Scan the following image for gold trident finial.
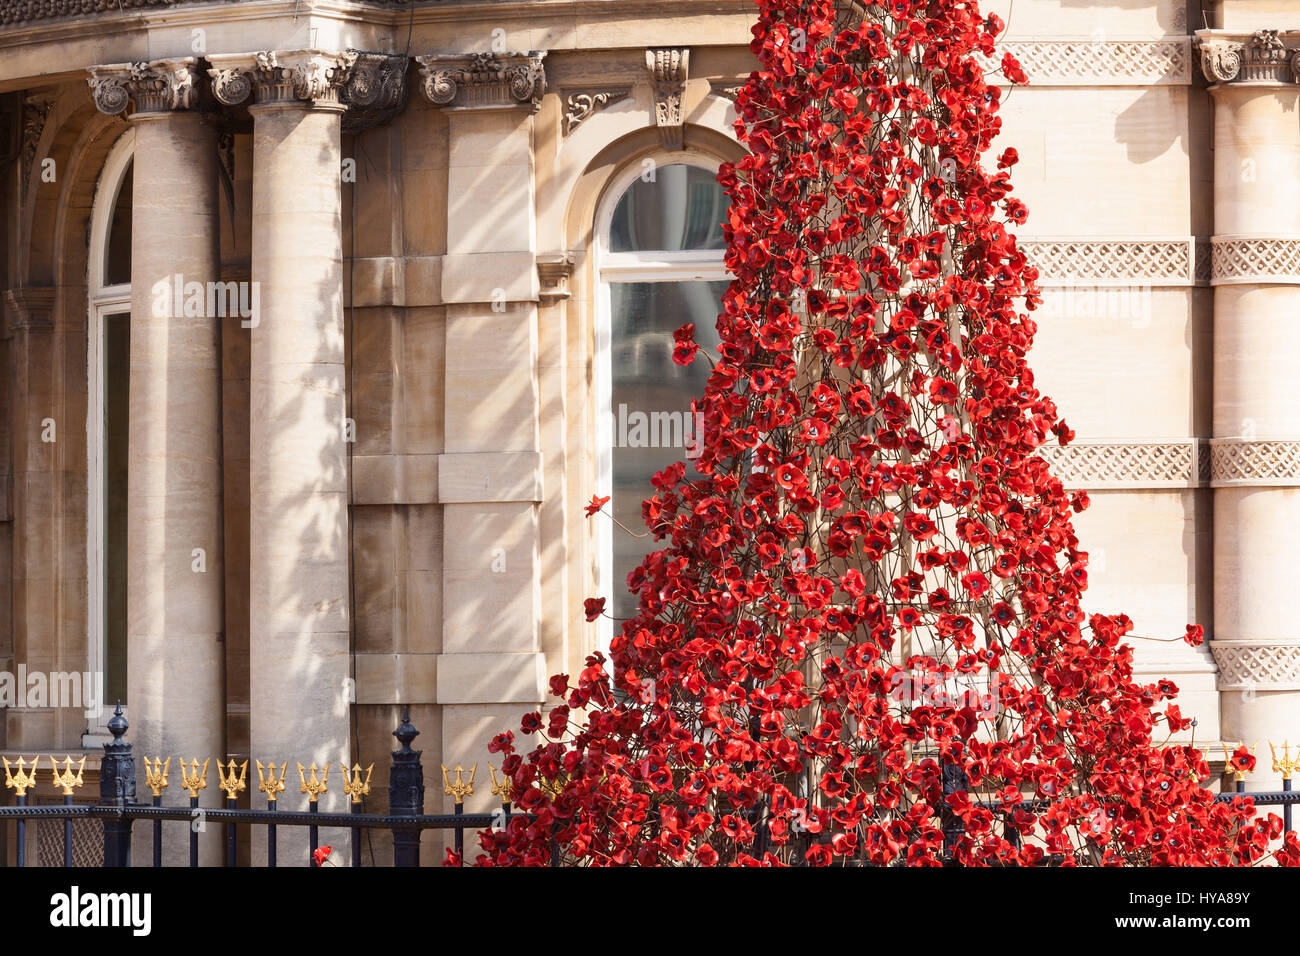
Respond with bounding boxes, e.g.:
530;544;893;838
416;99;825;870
2;756;39;797
489;765;514;804
441;763;476;802
297;762;330;802
256;760;287;801
143;757;170;797
49;756;86;797
342;762;374;805
538;771;569;800
1222;741;1257;783
179;758;210;798
1269;740;1298;781
217;758;248;801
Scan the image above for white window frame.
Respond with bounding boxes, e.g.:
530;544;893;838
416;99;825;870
593;152;730;656
85;129;134;740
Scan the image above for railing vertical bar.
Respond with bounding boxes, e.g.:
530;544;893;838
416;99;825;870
15;795;25;868
267;797;277;868
309;801;319;866
352;800;362;869
226;795;237;867
189;795;199;867
153;793;163;867
63;794;73;868
454;798;464;863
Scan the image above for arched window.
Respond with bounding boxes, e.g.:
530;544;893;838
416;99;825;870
595;157;729;653
87;130;134;716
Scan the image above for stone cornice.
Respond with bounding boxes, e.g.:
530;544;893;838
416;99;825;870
206;50;357;108
87;57;200;115
415;51;546;112
1196;29;1300;86
0;0;749;30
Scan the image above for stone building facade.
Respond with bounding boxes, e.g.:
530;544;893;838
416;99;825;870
0;0;1297;863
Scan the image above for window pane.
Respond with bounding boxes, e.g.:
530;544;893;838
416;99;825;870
104;162;132;287
610;280;725;621
103;311;130;704
609;164;726;253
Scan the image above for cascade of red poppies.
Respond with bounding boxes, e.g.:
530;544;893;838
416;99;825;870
477;0;1299;866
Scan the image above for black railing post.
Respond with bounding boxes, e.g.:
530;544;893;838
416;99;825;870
388;707;424;867
99;703;135;868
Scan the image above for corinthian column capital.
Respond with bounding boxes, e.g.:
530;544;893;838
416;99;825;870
87;58;200;116
415;51;547;112
1196;29;1300;86
206;50;358;109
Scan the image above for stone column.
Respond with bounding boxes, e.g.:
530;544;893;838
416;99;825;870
89;60;226;861
415;52;550;821
1198;29;1300;788
208;50;357;859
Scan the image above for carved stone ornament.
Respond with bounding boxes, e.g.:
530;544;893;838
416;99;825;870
1211;641;1300;691
562;89;629;135
415;51;547;111
646;47;689;149
708;80;745;103
1196;30;1300;85
3;287;57;336
20;96;53;191
537;253;575;299
87;58;198;115
341;53;410;134
206;50;358;108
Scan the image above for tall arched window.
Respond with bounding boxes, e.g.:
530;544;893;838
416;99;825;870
87;129;134;717
595;157;729;653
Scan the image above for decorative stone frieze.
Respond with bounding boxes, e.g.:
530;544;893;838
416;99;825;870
1020;238;1195;286
1211;641;1300;690
1196;29;1300;85
646;47;689;149
415;52;547;111
206;50;358;108
87;58;199;115
562;90;630;135
981;39;1192;86
1209;237;1300;285
1036;439;1208;489
1209;439;1300;488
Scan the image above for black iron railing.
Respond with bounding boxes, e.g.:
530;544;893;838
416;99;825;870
0;704;524;867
